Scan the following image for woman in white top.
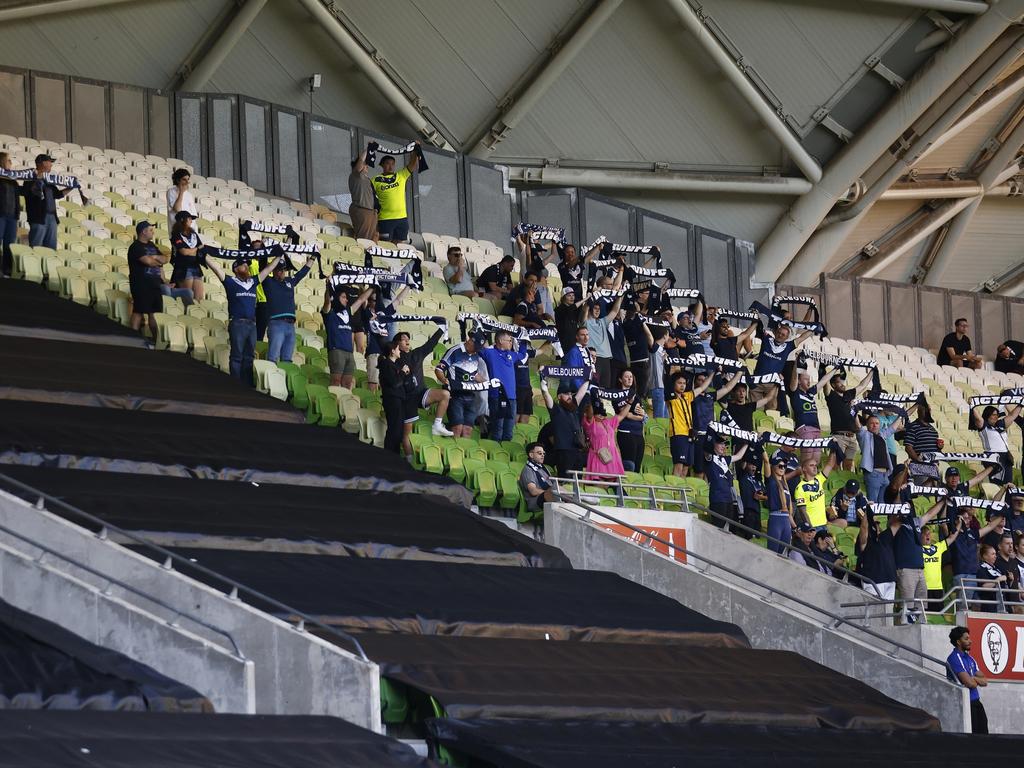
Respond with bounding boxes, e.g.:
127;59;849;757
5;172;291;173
972;404;1021;484
166;168;198;234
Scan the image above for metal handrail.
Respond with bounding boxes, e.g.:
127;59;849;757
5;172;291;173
553;474;882;594
0;519;243;658
552;492;951;673
843;578;1021;618
0;472;369;662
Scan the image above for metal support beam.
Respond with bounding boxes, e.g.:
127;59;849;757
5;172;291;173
755;0;1024;284
861;0;989;13
662;0;822;184
179;0;267;92
470;0;623;156
507;165;812;195
0;0;138;21
294;0;449;148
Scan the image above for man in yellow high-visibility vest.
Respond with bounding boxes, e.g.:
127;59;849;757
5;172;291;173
371;144;420;244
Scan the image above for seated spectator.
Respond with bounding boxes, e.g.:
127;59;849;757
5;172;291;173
476;255;515;301
811;530;848;577
23;153;68;250
936;318;983;370
830;479;870;525
788;522;817;568
856;504;896;603
126;220;169;338
823;368;874;471
737;458;766;540
507;273;546;328
321;280;374;389
975;543;1007;613
169;211;205;301
766;456;797;555
539;375;590;477
971;404;1021;485
263;254;315;363
442;245;476;298
436;334;487;438
0;152;19;277
582;397;630;481
166;167;197;235
856;412;894;503
520;442;556;515
995;340;1024;375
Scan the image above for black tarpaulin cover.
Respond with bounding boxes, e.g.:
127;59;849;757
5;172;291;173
0;400;473;506
0;336;303;423
0;597;211;713
143;547;747;646
0;710;434;768
352;634;939;731
427;718;1023;768
0;280;146;347
0;465;567;568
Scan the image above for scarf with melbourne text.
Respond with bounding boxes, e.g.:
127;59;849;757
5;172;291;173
716;308;762;324
512;222;566;246
365;245;423;288
772;294;820;322
801;349;875;370
540;365;587;380
750;301;827;337
366;140;428;171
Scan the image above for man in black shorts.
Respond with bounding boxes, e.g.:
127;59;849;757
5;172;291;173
395;329;453;437
126;220;168;338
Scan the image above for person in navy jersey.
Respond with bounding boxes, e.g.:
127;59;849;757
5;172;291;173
540;374;591;478
737;458;767;539
321;280;374;389
947;626;988;733
704;434;748;530
786;364;831;461
203;253;278;385
169;210;205;301
436;335;488;438
612;369;645;472
479;330;526;442
262;254;315;363
621;302;651;398
563;326;590;393
514;338;539;425
379;325;452;455
752;322;812;410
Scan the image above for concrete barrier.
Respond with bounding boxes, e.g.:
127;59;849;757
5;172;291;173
0;540;254;713
0;490;381;731
546;503;970;732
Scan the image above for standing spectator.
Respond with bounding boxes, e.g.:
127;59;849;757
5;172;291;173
609;309;629;386
856;505;897;603
877;403;913;482
713;317;757;361
202;255;277;386
705;434;748;530
442;245;477;298
971;404;1021;484
169;211;205;301
612;370;645;472
23;154;66;249
581;286;625;388
995;340;1024;375
513;338;538;425
0;152;20;276
554;288;582;353
737;458;767;539
823;369;874;471
793;451;842;531
126;221;168;338
948;502;1003;608
890;502;944;623
348;146;377;241
857;413;894;503
647;326;672;419
436;335;486;438
508;273;546;328
667;372;705;478
947;626;988;734
975;543;1006;613
766;457;797;555
622;303;651;398
263;254;314;363
539;375;590;477
371;147;419;243
166;168;197;235
476;255;515;302
479;330;523;442
751;323;813;410
378;340;410;455
555;242;597;299
520;442;556;517
994;531;1022;612
321;280;374;389
786;365;831;460
363;282;407;393
922;524;957;612
718;376;778;470
937;318;984;369
903;403;943;483
581;398;629;481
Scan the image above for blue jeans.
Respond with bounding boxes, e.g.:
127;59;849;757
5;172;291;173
767;513;791;555
488;396;516;442
651;387;667;419
267;319;296;362
159;283;194;306
863;469;888;503
0;216;16;275
229;319;257;386
28;214;58;250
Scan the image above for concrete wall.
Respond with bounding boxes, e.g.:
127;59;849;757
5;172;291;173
0;540;254;713
546;504;970;733
0;490;381;732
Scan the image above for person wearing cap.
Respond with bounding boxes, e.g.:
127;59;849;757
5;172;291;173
0;152;21;277
126;220;169;338
23;153;67;250
995;340;1024;375
971;404;1021;485
262;252;315;363
704;432;748;531
888;499;944;624
203;253;278;385
823;368;875;472
788;522;818;567
947;626;988;733
348;145;377;241
436;334;488;438
921;523;958;612
371;145;420;243
321;279;375;390
540;374;590;478
856;504;897;603
169;210;205;301
830;479;870;525
166;168;198;236
443;244;477;298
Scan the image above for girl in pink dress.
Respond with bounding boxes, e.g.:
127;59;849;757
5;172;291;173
582;398;629;481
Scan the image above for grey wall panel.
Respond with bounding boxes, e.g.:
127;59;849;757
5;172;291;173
418;149;460;238
243;102;269;192
640;214;692;287
947;292;976;337
468;162;511;251
978;297;1006;362
698;231;732;308
274;110;302;201
149;94;171;160
917;287;948;352
178;96;204;173
0;71;27;138
71;81;106;148
824;277;854;341
887;284;918;348
582;196;631;250
32;75;67;143
521;191;576;244
210;97;237;180
309;120;351;213
111;87;145;154
857;280;886;344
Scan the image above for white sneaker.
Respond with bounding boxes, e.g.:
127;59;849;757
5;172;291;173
432;422;454;437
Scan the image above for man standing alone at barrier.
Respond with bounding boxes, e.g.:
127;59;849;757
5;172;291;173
372;144;419;243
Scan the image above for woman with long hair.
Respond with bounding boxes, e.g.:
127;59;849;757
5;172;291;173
169;210;205;301
378;339;409;456
766;456;796;555
613;369;646;472
971;404;1021;485
581;397;631;481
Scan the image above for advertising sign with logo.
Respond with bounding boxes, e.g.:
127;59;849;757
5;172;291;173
966;615;1024;681
601;525;686;563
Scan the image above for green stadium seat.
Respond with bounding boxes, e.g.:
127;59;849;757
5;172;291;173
444;446;466;483
475;468;498;507
497;471;521;511
421;444;444;475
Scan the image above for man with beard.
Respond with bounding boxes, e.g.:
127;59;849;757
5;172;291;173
540;373;590;478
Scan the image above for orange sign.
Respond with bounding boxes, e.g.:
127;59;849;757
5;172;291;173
602;525;687;563
966;615;1024;681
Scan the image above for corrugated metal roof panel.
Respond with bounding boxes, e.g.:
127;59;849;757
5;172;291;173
940;198;1024;289
915;99;1019;175
825;199;921;272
